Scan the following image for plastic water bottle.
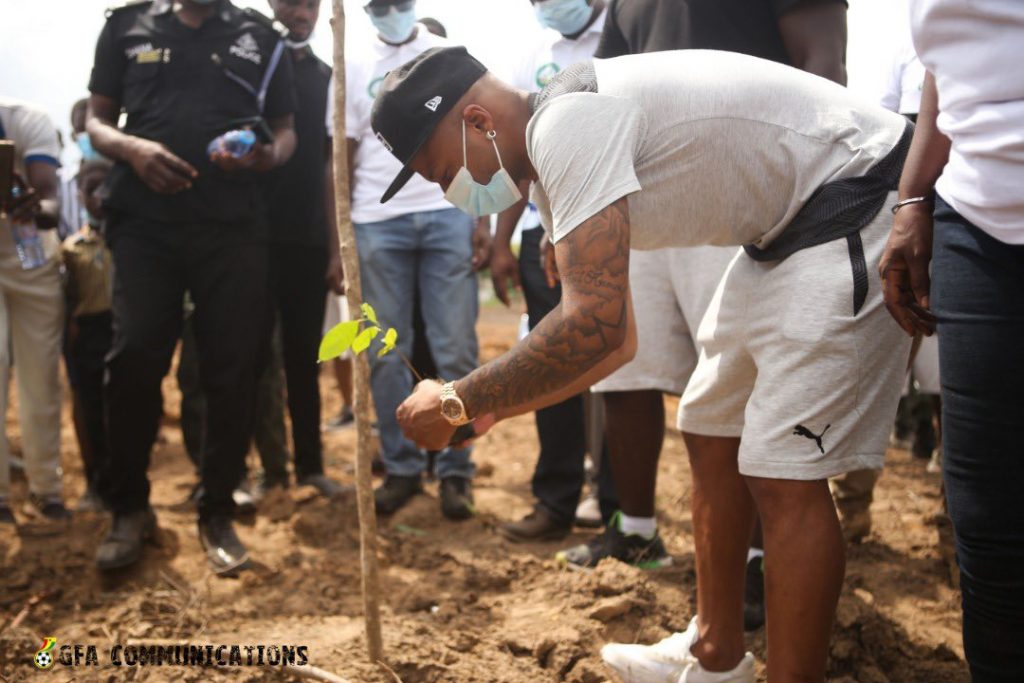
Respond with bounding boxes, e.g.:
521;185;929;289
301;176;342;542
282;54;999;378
10;221;47;270
206;129;257;159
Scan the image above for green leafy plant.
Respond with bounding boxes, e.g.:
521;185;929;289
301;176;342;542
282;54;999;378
319;302;420;380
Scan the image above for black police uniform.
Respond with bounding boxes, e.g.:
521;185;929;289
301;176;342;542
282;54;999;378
88;0;295;520
264;47;331;482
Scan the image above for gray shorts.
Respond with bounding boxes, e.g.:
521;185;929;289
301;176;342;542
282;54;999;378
677;194;911;480
593;246;737;394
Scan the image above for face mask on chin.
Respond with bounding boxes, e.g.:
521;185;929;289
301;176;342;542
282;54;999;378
371;7;418;43
444;121;523;217
534;0;592;35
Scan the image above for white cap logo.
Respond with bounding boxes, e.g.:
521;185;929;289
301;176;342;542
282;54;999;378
424;96;442;112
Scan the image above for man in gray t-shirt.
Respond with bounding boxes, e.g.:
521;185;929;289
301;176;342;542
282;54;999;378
373;47;911;681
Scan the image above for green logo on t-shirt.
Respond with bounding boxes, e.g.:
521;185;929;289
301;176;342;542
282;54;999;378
368;77;385;99
535;62;561;88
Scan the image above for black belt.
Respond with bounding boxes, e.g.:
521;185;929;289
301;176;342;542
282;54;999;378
744;121;914;316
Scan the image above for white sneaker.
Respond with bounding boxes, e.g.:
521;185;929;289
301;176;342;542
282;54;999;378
601;617;755;683
575;493;602;528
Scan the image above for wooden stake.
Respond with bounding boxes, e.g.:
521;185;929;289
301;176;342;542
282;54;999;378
330;0;384;663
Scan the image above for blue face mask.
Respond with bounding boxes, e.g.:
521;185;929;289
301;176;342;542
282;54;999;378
76;133;102;163
444;122;522;218
370;6;418;43
534;0;592;35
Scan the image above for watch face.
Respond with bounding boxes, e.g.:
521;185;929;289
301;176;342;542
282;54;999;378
441;397;463;420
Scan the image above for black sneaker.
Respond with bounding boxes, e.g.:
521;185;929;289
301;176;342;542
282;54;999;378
374;475;422;515
439;477;475;520
23;493;71;521
556;512;672;569
198;515;251;575
744;554;766;631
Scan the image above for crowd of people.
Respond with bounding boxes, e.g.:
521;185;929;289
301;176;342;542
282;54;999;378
0;0;1020;681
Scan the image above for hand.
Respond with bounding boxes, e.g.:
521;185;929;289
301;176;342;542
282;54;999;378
396;379;455;450
489;245;520;307
325;254;345;295
128;138;197;194
540;233;559;288
880;202;937;336
472;218;492;271
210;142;276;173
7;175;41;223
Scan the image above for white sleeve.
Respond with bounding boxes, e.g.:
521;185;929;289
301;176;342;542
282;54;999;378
14;105;60;166
878;56;903;113
344;61;370;141
527;93;644;243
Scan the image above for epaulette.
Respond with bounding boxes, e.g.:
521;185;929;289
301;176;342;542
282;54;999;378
243;7;290;39
104;0;151;19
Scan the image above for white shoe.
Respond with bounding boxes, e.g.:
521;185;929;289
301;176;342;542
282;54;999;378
601;617;755;683
575;494;602;528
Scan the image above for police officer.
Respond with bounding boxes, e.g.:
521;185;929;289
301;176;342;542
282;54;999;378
86;0;297;574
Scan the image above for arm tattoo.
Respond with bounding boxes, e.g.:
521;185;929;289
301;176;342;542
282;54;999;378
456;198;630;417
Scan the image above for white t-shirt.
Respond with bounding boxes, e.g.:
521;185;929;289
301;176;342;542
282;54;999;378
527;51;907;250
0;98;62;261
878;38;925;116
911;0;1024;244
507;10;606;230
329;28;452;224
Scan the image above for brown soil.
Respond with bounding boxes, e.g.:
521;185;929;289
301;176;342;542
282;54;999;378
0;304;968;682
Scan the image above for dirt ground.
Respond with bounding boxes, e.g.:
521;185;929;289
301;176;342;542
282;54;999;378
1;303;968;682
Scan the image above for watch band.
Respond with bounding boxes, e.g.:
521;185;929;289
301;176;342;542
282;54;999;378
440;381;470;426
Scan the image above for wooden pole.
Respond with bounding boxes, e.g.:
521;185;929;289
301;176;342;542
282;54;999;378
330;0;384;663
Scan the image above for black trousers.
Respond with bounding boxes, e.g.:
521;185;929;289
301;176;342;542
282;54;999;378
266;242;328;479
932;197;1024;682
66;311;113;487
519;227;618;524
101;218;268;520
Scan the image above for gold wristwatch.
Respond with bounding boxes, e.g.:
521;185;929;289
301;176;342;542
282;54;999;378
439;382;470;426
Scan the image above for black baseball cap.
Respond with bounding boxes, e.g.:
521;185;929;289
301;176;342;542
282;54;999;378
371;46;487;203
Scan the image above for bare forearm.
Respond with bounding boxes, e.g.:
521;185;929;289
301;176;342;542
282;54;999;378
86;115;141;165
898;72;950;198
454;198;631;418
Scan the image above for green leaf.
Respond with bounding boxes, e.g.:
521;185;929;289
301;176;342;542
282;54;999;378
318;320;361;362
393;523;427;537
351;325;380;354
377;327;398;357
361;302;378;325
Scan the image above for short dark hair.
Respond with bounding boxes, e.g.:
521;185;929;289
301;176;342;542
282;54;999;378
419;16;446;37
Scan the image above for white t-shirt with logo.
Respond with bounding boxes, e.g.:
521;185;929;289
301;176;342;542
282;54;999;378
911;0;1024;244
507;9;606;229
330;28;452;224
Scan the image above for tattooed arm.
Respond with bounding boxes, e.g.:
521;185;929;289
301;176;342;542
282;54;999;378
458;197;636;419
395;198;636;449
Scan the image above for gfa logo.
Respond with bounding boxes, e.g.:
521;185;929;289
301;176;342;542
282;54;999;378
34;637;57;670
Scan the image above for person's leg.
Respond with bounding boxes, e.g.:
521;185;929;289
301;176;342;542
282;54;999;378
605;390;664;517
73;312;114;491
276;244;328;480
931;198;1024;682
748;476;845;681
354;215;421;477
516;226;586;524
685;432;756;672
253;316;289;482
417;208;478;481
188;234;268;523
5;258;65;499
332;358;353;407
829;467;880;541
103;227;185;514
0;295;11;501
177;306;205;470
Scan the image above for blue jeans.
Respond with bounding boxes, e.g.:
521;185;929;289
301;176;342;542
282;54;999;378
355;208;478;480
932;196;1024;682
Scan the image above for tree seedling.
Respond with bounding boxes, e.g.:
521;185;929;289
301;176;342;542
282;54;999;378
319;302;422;381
